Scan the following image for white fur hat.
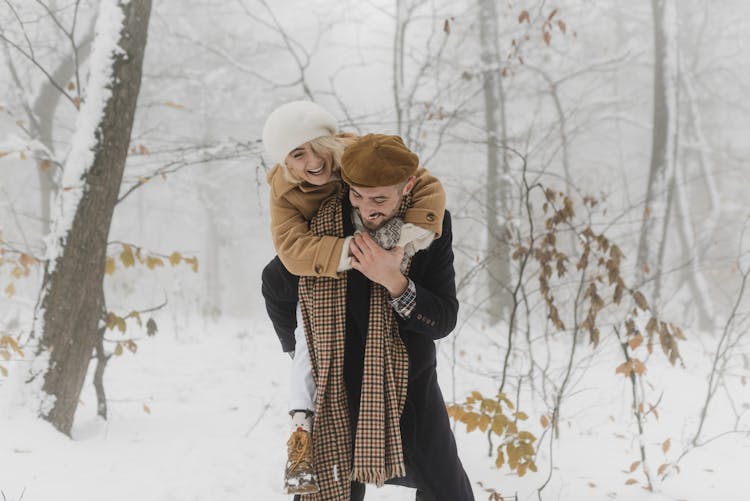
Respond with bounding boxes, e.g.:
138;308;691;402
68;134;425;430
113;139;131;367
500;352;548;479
262;101;338;166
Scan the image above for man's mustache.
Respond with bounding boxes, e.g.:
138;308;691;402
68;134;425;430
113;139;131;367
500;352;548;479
357;209;385;221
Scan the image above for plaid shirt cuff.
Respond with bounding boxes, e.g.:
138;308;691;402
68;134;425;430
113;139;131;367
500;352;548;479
389;278;416;319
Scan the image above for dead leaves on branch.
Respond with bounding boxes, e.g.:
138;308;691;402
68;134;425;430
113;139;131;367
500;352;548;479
107;243;198;276
516;8;572;49
106;310;159;358
519;189;685;369
447;391;537;477
0;243;40;298
0;334;24;377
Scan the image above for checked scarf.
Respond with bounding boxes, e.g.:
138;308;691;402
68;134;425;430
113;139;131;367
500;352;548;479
298;189;412;500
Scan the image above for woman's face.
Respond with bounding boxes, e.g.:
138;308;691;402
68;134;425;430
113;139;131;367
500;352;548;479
284;142;333;186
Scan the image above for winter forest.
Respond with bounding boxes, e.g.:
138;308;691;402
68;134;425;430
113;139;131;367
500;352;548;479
1;0;749;500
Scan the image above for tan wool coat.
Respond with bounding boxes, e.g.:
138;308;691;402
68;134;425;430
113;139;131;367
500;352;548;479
268;162;445;278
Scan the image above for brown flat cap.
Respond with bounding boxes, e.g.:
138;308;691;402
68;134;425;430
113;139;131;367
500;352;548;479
341;134;419;187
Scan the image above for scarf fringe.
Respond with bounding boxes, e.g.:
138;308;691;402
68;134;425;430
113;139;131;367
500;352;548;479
350;464;408;487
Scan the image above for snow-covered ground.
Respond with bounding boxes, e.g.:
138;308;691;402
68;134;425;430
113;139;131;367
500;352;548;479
2;312;748;501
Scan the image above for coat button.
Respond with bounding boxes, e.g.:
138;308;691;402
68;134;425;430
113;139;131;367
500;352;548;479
314;265;323;274
417;314;422;320
426;213;436;222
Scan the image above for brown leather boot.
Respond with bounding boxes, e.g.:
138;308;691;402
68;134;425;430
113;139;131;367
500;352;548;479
283;411;320;495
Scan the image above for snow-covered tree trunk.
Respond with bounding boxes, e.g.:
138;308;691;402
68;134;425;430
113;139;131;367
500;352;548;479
636;0;678;299
32;0;152;436
478;0;512;323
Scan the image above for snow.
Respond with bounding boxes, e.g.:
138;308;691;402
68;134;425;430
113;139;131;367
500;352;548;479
2;312;749;501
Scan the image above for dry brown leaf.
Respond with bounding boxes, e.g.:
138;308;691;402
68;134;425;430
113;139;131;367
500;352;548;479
165;101;185;109
540;415;550;428
628;334;643;350
105;257;116;276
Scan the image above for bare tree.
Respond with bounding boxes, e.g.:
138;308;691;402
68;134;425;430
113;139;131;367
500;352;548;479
1;3;95;237
478;0;512;323
636;0;678;306
31;0;153;436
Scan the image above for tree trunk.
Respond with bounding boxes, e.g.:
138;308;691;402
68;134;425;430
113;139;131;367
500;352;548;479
34;0;152;436
636;0;677;294
478;0;512;323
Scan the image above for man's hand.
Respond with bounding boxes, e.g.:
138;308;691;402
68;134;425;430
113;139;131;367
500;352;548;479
350;232;408;297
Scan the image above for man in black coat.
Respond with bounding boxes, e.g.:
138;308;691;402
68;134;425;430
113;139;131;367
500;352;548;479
262;135;473;501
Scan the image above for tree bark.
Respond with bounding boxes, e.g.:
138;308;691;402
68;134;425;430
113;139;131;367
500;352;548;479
36;0;152;436
478;0;512;323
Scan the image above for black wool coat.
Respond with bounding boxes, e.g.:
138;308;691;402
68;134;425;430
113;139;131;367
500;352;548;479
261;202;474;501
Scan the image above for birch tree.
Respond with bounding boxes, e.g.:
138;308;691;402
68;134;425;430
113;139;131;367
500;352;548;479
31;0;152;436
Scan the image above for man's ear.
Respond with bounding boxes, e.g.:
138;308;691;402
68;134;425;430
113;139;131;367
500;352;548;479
402;176;417;195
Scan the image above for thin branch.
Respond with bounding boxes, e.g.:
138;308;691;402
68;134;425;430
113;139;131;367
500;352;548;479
692;265;750;445
168;31;299;88
3;0;35;56
117;141;259;204
244;401;271;437
33;0;86;95
0;32;77;106
255;0;314;98
614;326;654;490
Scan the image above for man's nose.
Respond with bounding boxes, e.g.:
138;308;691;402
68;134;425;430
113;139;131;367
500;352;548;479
362;204;378;215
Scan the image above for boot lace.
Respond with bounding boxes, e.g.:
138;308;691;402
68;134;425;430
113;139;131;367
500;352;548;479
286;429;312;475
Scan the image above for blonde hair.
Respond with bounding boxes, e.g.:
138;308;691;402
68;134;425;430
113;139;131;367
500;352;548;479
282;133;357;184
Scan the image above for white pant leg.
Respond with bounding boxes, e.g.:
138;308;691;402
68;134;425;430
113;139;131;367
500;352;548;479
288;304;317;412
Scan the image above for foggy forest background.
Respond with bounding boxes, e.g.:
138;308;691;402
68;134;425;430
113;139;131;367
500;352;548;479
1;0;749;499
